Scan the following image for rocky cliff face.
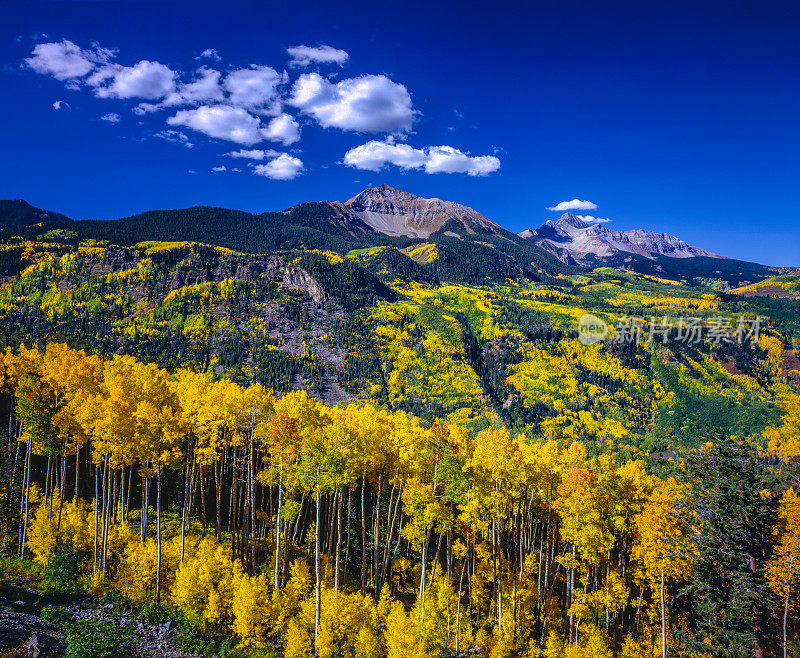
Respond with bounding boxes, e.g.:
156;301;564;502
519;213;724;264
344;183;504;238
281;264;327;304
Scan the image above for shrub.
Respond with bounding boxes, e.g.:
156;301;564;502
41;605;71;625
62;617;135;658
0;556;42;586
138;602;208;654
231;571;272;647
41;539;83;598
139;601;178;625
115;534;187;605
26;488;94;565
172;616;208;655
170;535;241;625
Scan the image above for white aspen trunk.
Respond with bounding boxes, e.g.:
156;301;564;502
74;443;79;503
344;486;351;570
46;456;52;523
57;449;66;532
420;462;438;621
250;433;256;571
126;466;133;527
380;482;402;594
141;473;149;542
274;461;283;590
156;463;162;606
19;433;32;559
419;527;429;621
335;487;342;591
120;465;126;524
181;458;193;563
372;476;382;593
314;466;321;649
93;461;99;571
101;456;110;573
456;548;467;655
361;475;366;600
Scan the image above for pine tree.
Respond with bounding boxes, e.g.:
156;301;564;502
675;435;778;658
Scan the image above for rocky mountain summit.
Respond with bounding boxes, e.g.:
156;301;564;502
519;212;723;265
344;183;505;238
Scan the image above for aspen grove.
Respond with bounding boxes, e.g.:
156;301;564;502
1;342;798;657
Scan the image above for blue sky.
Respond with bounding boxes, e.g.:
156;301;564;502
1;0;798;265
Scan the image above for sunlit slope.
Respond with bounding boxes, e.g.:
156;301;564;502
733;274;800;297
0;237;798;459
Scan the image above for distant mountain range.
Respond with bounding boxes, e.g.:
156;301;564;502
0;185;781;285
520;212;722;265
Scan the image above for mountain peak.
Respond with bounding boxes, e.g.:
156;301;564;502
519;212;724;264
345;184;419;207
374;183;409;195
555;213;590;230
344;185;502;239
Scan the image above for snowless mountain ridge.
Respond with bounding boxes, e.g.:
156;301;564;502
343;183;505;239
336;185;724;264
519;212;724;265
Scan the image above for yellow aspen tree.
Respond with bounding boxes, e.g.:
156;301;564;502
766;488;800;658
131;360;183;605
631;483;691;658
170;368;212;560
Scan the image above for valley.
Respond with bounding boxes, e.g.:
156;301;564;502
0;186;799;658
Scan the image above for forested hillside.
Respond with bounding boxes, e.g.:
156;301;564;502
0;195;569;285
0;225;799;657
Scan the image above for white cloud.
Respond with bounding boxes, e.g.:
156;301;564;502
131;102;158;115
197;48;221;62
169;106;300;146
227;148;281;160
343;141;427;171
88;60;176;100
131;68;224;114
223;65;286;115
261;113;300;145
154;129;194;148
253;154;304;180
289;73;413;133
167;105;264;145
167;67;224;106
52;100;70;111
287;44;348;68
26;39;112;80
100;112;120;123
212;165;226;172
576;215;612;223
343;140;500;176
547;199;598;212
424;145;500;176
